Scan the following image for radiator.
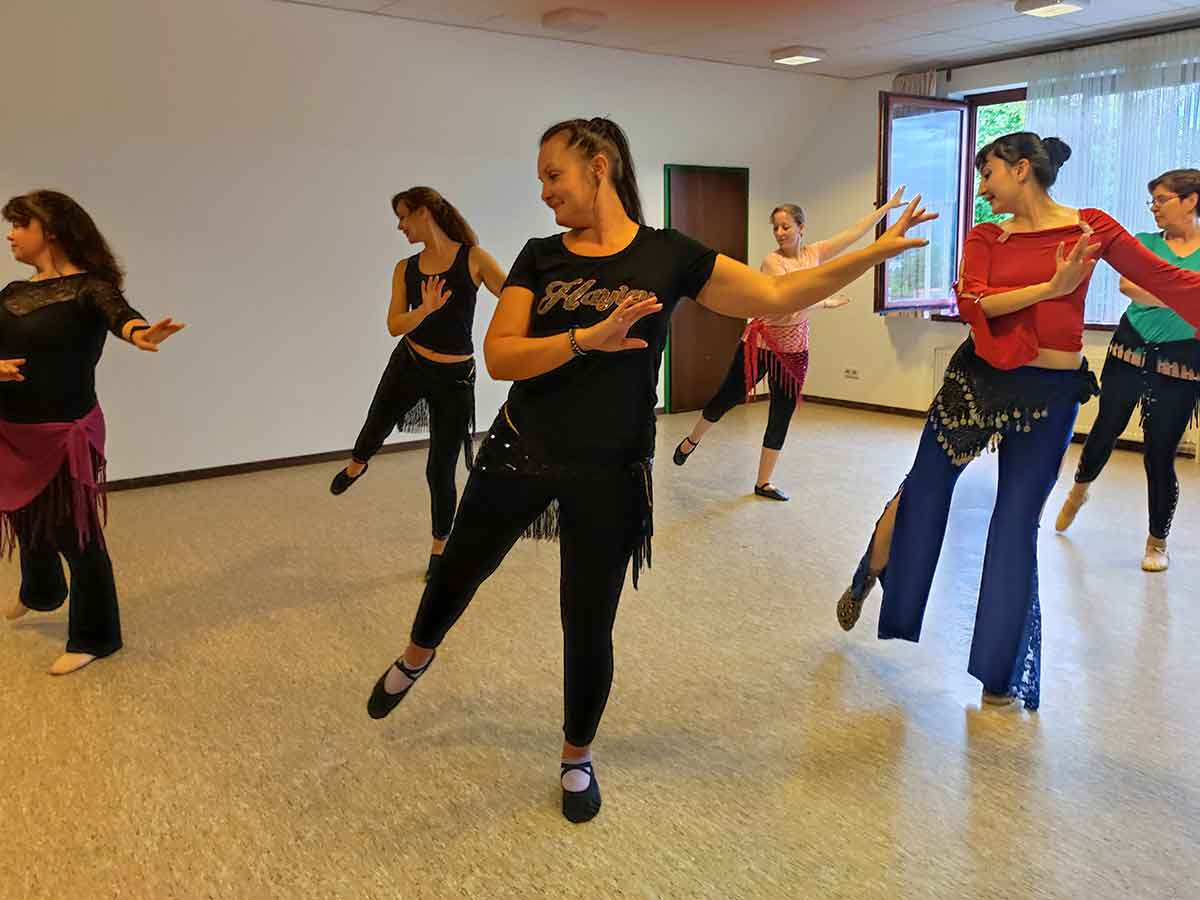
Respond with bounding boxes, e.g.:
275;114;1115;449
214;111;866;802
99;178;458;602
933;346;956;403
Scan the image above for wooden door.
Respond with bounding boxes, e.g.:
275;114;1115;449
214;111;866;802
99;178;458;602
665;166;749;413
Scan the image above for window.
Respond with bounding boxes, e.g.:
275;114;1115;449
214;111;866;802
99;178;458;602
967;89;1028;230
873;93;967;314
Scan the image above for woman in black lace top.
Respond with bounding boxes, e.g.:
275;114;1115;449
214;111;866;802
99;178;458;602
1;190;184;676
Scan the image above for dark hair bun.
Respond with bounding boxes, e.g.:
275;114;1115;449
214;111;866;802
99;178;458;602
1043;137;1072;168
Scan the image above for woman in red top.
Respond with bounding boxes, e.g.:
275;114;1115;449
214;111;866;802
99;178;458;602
834;132;1200;710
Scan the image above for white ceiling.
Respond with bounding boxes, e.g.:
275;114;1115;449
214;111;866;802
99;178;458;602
280;0;1200;79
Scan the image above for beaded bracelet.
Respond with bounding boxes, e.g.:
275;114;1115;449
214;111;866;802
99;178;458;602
568;327;588;357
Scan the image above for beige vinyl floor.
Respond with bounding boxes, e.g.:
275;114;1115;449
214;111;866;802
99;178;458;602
1;402;1197;900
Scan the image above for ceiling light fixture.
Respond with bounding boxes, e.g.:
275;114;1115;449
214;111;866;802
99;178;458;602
1014;0;1090;17
541;7;608;33
771;45;826;66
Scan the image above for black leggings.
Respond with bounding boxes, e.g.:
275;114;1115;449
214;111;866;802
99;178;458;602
18;524;122;657
1075;353;1200;539
702;342;800;451
353;341;475;540
409;462;641;747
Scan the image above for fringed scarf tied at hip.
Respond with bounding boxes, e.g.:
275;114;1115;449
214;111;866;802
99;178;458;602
0;406;107;556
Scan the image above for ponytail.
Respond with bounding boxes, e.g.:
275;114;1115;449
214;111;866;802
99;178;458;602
390;187;478;246
540;117;644;224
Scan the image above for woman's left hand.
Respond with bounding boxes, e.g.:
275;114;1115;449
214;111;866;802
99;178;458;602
131;318;187;351
824;296;851;309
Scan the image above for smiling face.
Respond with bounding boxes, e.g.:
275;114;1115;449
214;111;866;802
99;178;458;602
394;201;431;245
771;210;804;250
537;132;602;230
976;152;1027;216
6;216;50;267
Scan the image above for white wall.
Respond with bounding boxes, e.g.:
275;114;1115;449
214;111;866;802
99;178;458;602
2;0;869;480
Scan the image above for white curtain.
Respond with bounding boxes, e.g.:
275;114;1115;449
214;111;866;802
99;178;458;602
1027;30;1200;325
893;70;937;97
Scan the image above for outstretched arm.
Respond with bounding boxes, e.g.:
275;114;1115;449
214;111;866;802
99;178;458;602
697;196;935;319
818;186;908;260
1119;277;1166;308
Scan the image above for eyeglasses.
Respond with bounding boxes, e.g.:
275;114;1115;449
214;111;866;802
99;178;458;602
1147;194;1179;210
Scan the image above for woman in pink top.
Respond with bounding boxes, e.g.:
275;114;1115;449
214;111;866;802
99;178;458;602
672;190;906;499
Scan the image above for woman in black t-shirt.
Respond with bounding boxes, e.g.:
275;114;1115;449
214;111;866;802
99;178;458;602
329;188;506;580
1;190;185;676
365;118;934;823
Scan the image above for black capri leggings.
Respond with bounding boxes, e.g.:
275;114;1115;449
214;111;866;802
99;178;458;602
408;415;646;747
352;341;475;540
702;341;805;451
1075;352;1200;539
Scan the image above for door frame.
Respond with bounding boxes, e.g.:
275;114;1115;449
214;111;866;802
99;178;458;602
662;163;751;413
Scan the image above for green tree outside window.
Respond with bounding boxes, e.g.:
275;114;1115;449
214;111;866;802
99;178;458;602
973;101;1026;225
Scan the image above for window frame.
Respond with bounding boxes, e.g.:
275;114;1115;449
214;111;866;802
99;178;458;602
929;85;1120;331
873;91;969;314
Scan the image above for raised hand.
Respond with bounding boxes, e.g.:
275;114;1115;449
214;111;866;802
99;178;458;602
882;185;907;212
1046;234;1102;297
131;318;186;352
874;195;939;260
0;358;26;382
420;276;451;317
577;295;663;353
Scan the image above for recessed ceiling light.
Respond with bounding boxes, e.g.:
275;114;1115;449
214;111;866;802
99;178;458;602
771;45;826;66
1014;0;1090;17
541;7;608;33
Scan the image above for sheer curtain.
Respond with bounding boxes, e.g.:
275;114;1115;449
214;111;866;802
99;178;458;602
1027;29;1200;325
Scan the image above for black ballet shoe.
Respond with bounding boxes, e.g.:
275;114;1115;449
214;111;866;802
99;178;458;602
330;463;368;496
754;483;790;501
836;573;877;632
673;437;698;466
367;651;435;720
561;761;602;823
425;554;443;583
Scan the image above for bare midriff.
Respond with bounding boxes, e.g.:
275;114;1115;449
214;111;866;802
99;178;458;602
406;338;472;364
1029;347;1083;370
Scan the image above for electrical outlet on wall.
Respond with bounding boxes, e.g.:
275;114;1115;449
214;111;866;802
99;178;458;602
843;368;860;380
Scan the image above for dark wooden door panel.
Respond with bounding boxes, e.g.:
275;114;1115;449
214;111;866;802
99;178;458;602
666;166;749;413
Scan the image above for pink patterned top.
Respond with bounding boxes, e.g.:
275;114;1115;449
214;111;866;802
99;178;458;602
742;242;829;353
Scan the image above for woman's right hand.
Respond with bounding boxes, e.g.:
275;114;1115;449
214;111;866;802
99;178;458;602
420;276;451;317
1046;234;1102;298
0;359;25;382
576;295;663;353
873;195;937;260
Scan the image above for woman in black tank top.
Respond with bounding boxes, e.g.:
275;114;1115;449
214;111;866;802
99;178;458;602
329;188;506;579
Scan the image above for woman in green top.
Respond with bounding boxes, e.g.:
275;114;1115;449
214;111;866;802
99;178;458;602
1056;169;1200;571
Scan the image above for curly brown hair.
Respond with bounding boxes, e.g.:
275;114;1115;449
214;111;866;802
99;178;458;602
2;190;124;288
